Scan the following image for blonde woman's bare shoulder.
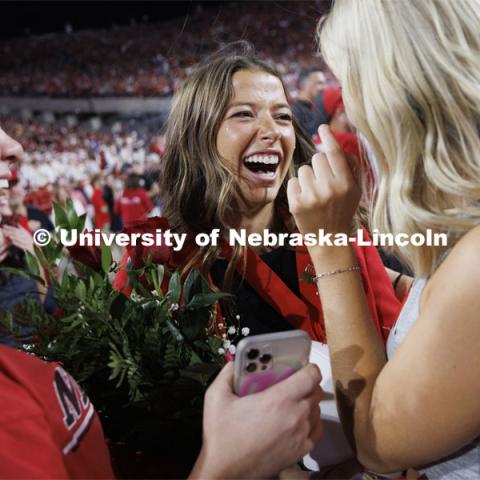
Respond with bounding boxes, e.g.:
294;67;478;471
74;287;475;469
456;223;480;247
425;224;480;306
443;224;480;270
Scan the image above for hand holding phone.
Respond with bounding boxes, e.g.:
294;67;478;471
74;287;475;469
193;360;323;479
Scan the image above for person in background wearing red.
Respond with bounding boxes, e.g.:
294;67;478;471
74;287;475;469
90;174;110;231
115;173;153;227
313;87;361;160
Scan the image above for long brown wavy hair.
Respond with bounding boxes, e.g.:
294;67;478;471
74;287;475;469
160;53;315;298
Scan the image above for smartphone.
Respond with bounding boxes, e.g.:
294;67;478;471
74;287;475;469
233;330;311;397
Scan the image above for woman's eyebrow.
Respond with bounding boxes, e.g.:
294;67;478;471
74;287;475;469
227;102;255;108
274;103;292;110
227;102;291;109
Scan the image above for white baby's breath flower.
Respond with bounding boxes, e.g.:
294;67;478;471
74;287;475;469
130;292;142;303
218;348;225;355
228;326;236;335
228;345;236;355
170;303;179;311
235;314;241;320
241;327;250;336
223;340;231;349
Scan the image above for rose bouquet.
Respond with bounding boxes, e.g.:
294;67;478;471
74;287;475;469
0;201;233;478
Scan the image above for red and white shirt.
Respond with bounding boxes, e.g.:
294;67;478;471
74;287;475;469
115;188;153;226
0;346;114;478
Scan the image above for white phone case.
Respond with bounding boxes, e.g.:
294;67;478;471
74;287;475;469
233;330;311;397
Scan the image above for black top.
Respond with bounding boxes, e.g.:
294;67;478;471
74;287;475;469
27;206;54;231
210;247;299;336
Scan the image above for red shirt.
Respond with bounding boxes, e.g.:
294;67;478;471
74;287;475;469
24;188;54;215
0;346;114;479
91;188;110;229
115;188;153;226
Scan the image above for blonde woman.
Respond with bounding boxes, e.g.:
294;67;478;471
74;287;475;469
288;0;480;477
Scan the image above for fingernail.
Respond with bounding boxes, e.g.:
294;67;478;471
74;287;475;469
319;124;329;134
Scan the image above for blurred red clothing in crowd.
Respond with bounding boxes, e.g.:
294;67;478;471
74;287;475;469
24;188;54;215
91;187;110;230
115;187;153;226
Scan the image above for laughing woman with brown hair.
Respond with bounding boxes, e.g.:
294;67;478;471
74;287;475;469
115;51;401;345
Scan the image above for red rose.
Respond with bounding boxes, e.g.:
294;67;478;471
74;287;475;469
68;242;102;272
123;217;175;269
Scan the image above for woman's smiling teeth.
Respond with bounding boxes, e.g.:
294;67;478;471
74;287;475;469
243;154;280;176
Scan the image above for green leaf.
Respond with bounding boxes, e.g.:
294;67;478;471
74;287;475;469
149;265;164;298
168;271;181;304
101;243;112;273
74;281;86;301
126;259;145;291
53;202;69;228
25;251;40;278
66;199;77;225
183;268;213;302
186;292;232;309
75;213;86;232
92;272;104;287
108;345;128;388
189;350;203;365
0;266;44;285
208;336;223;352
198;271;212;294
183;268;200;304
156;265;165;296
33;244;47;268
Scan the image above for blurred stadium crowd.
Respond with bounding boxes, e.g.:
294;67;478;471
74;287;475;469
1;115;164;234
0;1;324;97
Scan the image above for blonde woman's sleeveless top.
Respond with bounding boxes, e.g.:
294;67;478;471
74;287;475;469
387;279;480;479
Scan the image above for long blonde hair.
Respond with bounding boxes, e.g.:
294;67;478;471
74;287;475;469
319;0;480;276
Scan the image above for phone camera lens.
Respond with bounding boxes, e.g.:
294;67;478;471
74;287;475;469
246;362;257;373
259;353;272;364
247;348;259;360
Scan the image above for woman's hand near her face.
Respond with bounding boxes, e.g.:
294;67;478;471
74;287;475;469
2;224;35;254
2;224;48;301
189;362;323;479
287;125;361;242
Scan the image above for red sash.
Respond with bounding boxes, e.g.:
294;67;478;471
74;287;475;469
114;218;401;345
221;228;401;344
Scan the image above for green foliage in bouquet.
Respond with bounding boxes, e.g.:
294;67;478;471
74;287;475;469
0;201;231;475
